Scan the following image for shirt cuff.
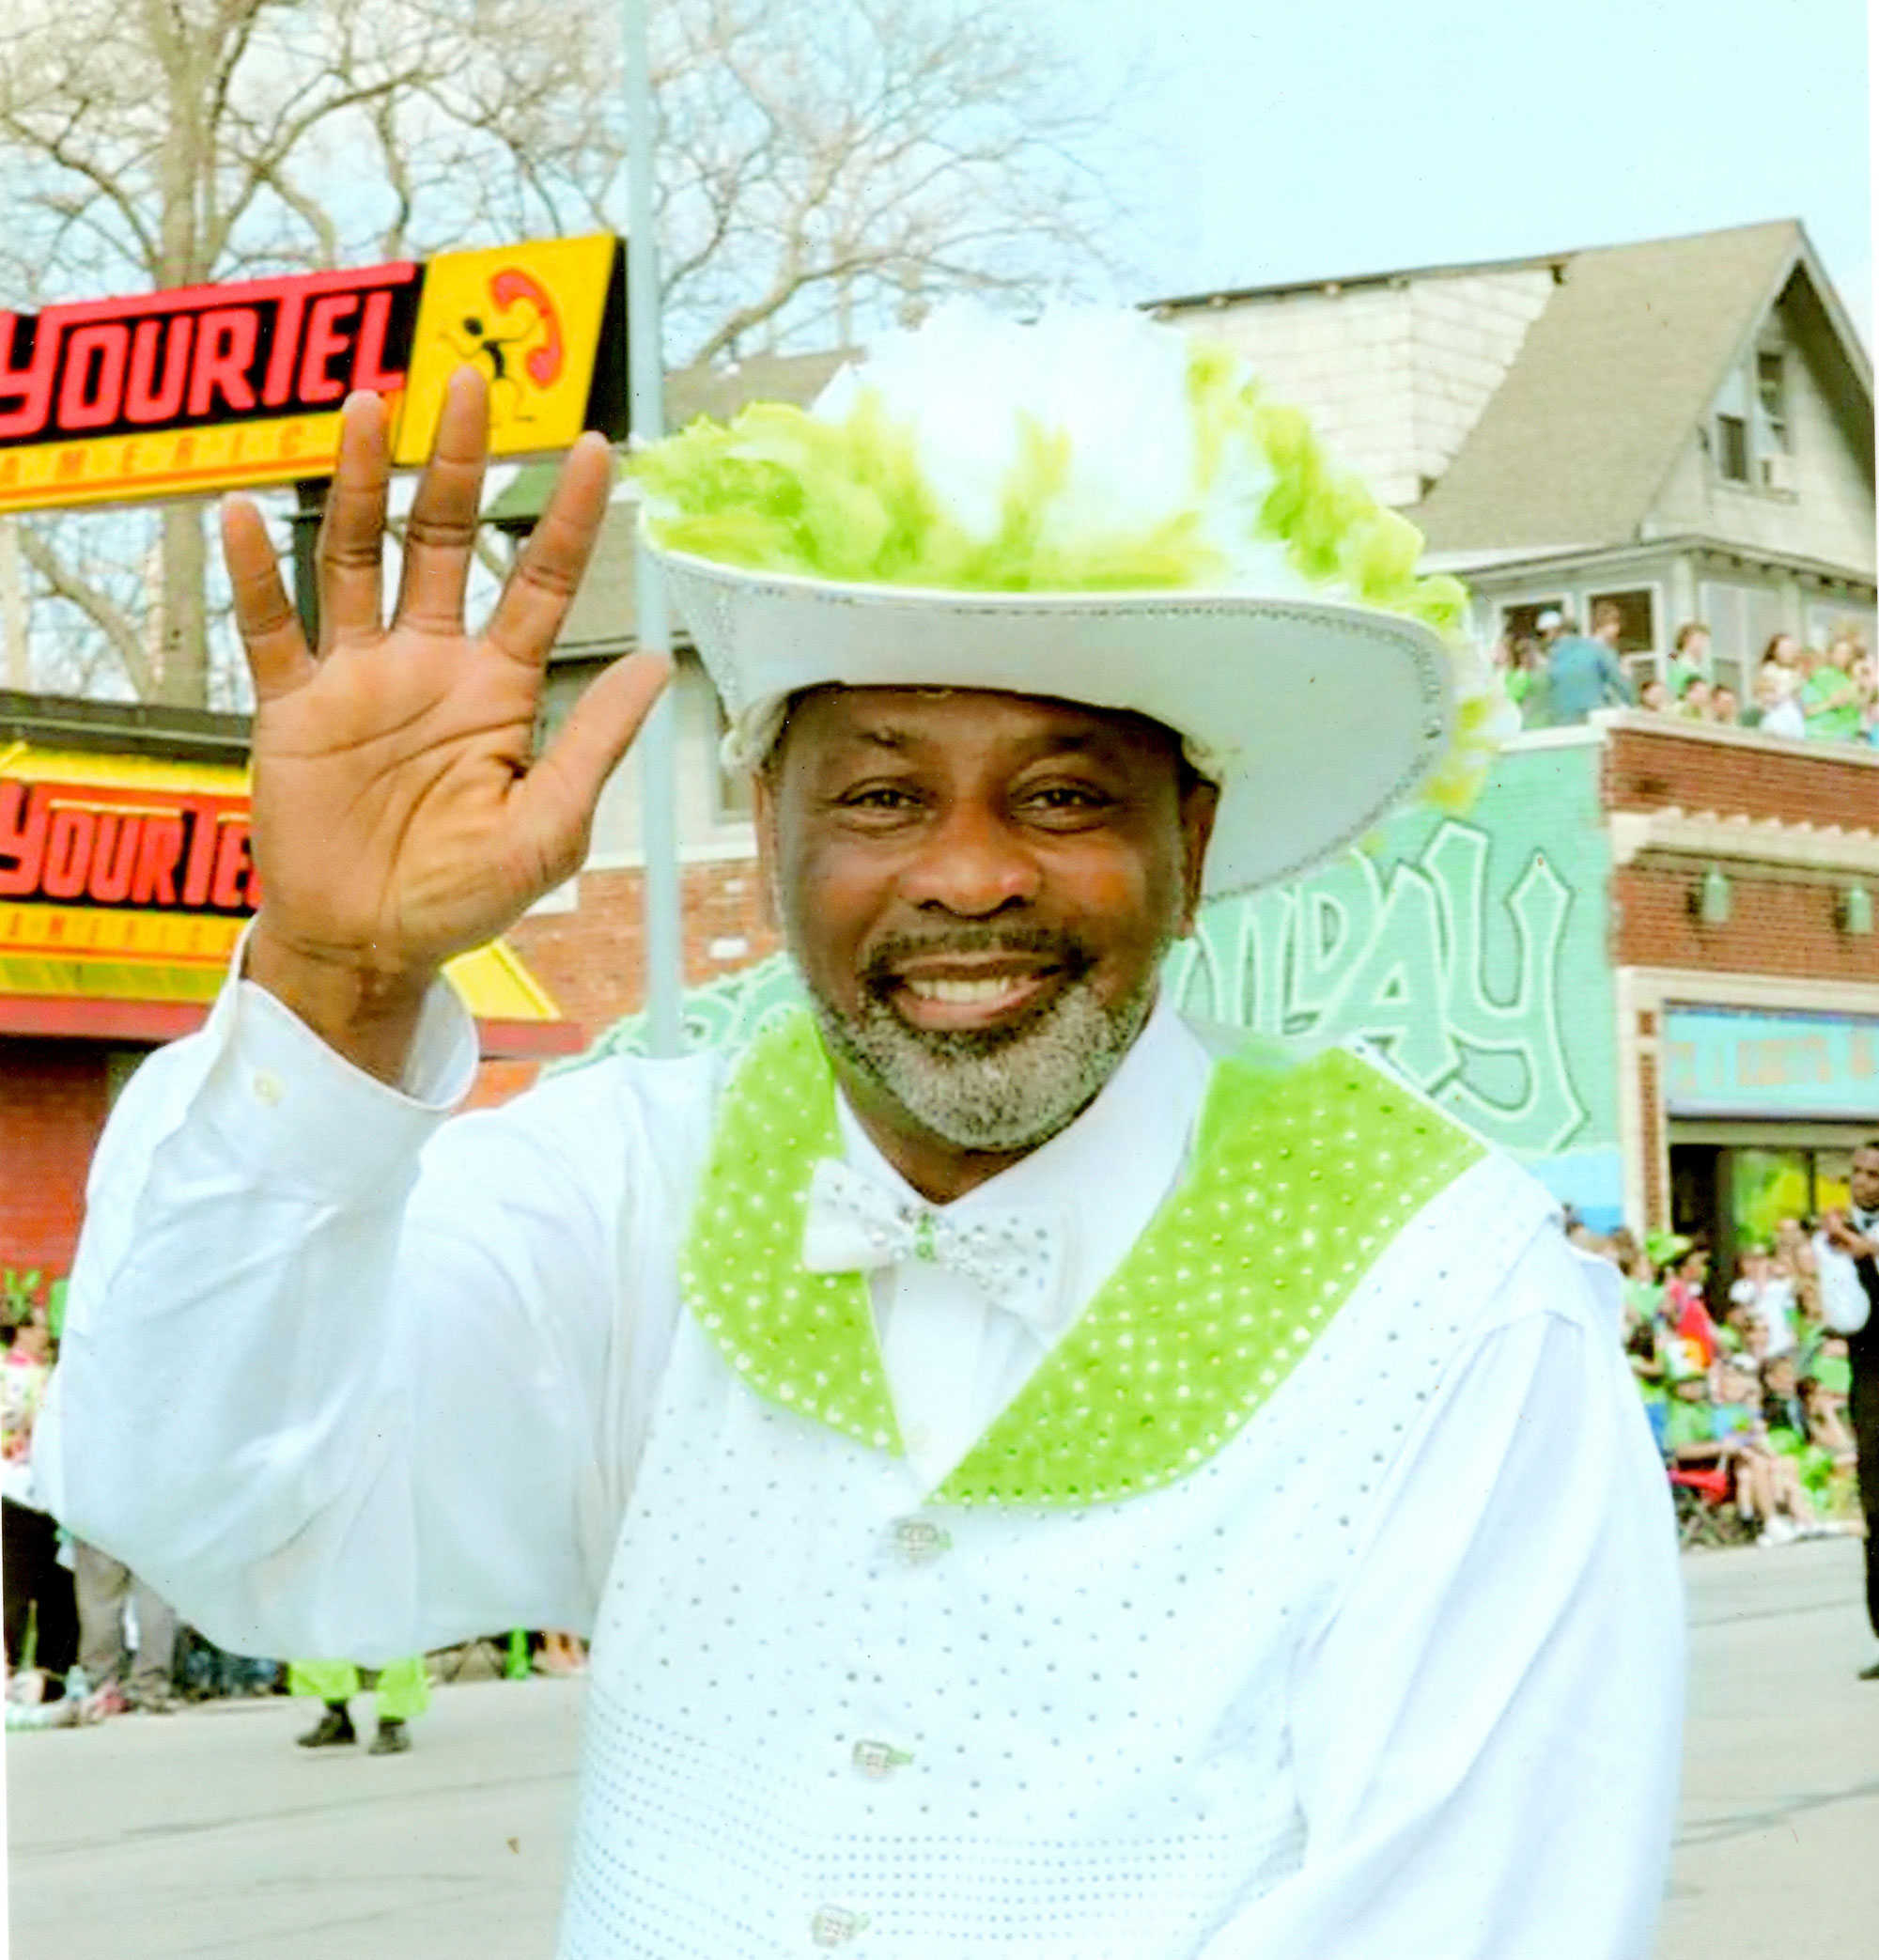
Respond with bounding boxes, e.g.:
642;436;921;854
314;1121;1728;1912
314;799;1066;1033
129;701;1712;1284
192;948;479;1201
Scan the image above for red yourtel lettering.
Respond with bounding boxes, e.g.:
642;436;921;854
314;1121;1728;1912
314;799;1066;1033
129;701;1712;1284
0;781;258;913
0;260;417;446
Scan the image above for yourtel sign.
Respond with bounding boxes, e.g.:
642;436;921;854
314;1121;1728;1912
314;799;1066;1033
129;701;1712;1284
0;235;626;512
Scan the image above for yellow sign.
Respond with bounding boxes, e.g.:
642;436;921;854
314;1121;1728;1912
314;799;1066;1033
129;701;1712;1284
394;237;619;466
0;237;624;513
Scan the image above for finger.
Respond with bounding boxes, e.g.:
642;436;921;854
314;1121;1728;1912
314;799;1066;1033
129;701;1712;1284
221;496;314;701
395;366;489;632
509;652;673;883
316;391;391;650
484;432;614;670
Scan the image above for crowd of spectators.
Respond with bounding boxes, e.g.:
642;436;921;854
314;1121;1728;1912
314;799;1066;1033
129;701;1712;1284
1494;607;1878;744
1566;1217;1863;1546
2;1280;588;1728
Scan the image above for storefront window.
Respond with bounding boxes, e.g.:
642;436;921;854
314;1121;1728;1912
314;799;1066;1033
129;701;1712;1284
1731;1148;1812;1246
1815;1150;1852;1219
1728;1146;1854;1246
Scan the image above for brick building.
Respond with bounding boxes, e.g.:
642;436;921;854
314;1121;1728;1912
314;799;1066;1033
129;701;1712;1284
0;692;578;1277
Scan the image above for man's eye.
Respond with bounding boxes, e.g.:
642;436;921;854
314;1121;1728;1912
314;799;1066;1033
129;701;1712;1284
1023;784;1110;812
842;785;922;811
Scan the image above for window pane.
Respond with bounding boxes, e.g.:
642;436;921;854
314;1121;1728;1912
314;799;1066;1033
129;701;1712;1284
1588;588;1656;654
1499;599;1566;643
1756;351;1789;450
1731;1149;1812;1244
1717;413;1750;481
1623;650;1661;689
1806;603;1878;659
1814;1150;1852;1221
1700;578;1786;672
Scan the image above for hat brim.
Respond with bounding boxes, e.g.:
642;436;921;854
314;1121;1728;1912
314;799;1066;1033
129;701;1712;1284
655;548;1455;896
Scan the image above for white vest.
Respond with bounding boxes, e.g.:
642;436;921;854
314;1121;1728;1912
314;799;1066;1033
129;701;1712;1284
557;1145;1551;1959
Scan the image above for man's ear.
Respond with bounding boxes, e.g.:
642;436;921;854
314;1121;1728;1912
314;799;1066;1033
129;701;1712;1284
1175;777;1220;936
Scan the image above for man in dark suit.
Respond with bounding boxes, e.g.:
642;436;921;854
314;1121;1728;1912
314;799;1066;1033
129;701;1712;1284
1814;1140;1879;1680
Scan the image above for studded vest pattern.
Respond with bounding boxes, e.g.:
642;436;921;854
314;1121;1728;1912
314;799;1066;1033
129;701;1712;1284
560;1143;1553;1959
553;1029;1549;1959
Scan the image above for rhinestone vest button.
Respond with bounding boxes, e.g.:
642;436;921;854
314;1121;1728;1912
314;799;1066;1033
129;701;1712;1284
851;1738;913;1778
810;1904;869;1947
890;1517;951;1563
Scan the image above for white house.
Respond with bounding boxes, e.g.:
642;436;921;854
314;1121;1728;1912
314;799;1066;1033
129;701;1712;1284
1154;220;1875;696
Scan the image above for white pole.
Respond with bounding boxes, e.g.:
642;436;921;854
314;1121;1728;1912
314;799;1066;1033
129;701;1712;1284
623;0;684;1056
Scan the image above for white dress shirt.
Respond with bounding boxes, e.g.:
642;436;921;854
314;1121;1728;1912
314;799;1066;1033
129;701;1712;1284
37;962;1683;1959
1814;1216;1877;1334
842;998;1209;1487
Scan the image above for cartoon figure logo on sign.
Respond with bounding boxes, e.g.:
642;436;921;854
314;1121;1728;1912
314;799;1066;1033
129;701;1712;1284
390;234;616;467
447;269;564;428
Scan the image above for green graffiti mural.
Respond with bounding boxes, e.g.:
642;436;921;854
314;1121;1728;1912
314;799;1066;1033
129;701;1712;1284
1165;819;1585;1154
568;952;806;1068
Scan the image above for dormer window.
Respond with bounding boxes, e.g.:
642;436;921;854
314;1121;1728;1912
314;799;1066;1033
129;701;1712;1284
1756;350;1790;452
1711;334;1795;493
1716;413;1750;483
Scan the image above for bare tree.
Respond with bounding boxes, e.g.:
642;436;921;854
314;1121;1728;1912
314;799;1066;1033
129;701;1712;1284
644;0;1122;363
0;0;1127;707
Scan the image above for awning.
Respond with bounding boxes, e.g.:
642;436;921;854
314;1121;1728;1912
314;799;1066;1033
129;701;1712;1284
1;739;580;1058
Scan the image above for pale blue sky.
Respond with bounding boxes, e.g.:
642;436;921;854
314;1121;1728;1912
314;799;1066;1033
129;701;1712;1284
1035;0;1871;339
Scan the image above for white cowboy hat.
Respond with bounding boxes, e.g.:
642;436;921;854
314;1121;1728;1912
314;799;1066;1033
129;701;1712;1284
636;303;1511;897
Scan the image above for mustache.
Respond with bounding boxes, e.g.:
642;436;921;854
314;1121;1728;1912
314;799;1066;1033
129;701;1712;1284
860;926;1096;995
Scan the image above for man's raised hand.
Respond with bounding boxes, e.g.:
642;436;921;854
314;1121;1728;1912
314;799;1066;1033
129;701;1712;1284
223;366;669;1081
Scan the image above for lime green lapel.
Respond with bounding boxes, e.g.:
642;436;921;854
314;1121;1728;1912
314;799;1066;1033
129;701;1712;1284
679;1010;1484;1505
936;1043;1483;1504
678;1011;902;1453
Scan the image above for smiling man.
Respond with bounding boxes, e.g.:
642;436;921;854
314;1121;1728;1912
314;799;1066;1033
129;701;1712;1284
40;305;1682;1959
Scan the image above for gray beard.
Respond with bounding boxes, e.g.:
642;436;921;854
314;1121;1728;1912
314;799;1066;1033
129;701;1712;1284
807;957;1164;1154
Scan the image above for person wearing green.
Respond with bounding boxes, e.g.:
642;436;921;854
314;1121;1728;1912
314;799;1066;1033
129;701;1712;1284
1665;622;1712;702
289;1654;427;1754
1802;635;1863;741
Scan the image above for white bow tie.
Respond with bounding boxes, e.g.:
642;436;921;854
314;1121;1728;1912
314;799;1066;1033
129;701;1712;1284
800;1159;1065;1336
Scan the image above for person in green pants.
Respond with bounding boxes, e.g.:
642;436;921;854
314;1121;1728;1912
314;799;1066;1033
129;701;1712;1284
289;1655;427;1754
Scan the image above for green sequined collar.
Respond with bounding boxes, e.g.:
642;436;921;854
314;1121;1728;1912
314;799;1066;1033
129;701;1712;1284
678;1010;1482;1506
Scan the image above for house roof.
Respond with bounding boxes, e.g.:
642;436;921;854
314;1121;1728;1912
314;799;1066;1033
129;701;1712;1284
1404;220;1870;552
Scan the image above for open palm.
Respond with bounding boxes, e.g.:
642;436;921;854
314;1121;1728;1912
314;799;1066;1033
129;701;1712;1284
224;371;667;999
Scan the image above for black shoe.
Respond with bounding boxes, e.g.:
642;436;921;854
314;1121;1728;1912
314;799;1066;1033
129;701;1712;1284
297;1703;357;1748
369;1718;412;1755
1859;1657;1879;1681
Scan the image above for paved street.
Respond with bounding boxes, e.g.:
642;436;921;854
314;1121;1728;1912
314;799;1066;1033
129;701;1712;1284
7;1538;1876;1958
1657;1535;1879;1960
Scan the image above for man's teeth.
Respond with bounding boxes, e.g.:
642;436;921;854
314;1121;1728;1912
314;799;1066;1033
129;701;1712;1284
904;974;1034;1003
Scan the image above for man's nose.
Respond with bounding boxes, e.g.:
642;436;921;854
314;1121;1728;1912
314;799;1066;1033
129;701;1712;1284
898;801;1041;915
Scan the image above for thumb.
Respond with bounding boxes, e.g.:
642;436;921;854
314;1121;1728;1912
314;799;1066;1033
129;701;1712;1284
509;651;673;879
